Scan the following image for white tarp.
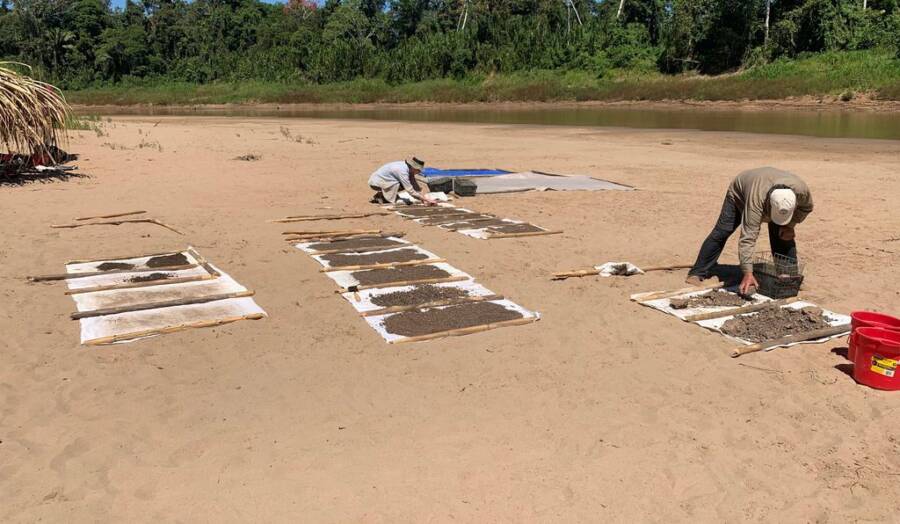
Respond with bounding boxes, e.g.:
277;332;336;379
339;279;492;314
321;262;471;290
363;299;539;343
309;245;441;270
639;289;771;321
294;236;410;255
471;171;633;194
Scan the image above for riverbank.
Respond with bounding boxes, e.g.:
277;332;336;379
65;50;900;108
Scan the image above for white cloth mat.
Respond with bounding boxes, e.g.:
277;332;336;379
339;279;491;313
321;262;471;290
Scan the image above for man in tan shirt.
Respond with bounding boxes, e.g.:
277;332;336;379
687;167;814;295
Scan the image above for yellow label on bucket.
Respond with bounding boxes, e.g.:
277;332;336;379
871;355;898;378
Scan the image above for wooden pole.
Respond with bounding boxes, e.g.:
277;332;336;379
75;210;146;221
72;290;255;320
281;229;379;236
308;243;409;255
684;297;801;322
51;218;185;235
270;211;391;222
321;258;445;273
390;316;538;344
487;230;563;239
418;214;493;226
339;275;470;293
285;233;398;243
630;281;725;302
186;247;221;277
552;263;693;280
82;313;265;346
730;324;851;358
360;294;504;317
28;263;198;282
66;250;180;265
66;274;217;295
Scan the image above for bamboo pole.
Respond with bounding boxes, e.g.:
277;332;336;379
487;230;563;239
28;264;198;282
51;218;185;235
82;313;266;346
552;264;693;280
390;316;539;344
286;233;397;243
282;229;380;237
292;233;406;246
66;273;217;295
684;297;801;322
308;243;409;255
269;211;391;223
186;247;221;277
360;294;504;317
72;290;255;320
339;275;470;293
730;324;851;358
630;281;725;302
66;249;180;265
321;258;445;273
75;210;147;221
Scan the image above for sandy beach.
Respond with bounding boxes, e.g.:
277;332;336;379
2;116;900;521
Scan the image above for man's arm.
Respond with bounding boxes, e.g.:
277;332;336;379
738;202;763;294
790;192;814;225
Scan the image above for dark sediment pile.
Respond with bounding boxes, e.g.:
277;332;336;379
308;236;405;252
447;219;515;229
487;223;545;234
353;264;451;286
146;253;189;268
96;262;135;271
371;284;470;308
397;207;467;217
721;305;832;343
322;248;428;268
418;213;485;225
128;272;173;283
382;301;523;337
670;291;748;310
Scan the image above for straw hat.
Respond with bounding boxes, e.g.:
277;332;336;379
405;156;425;171
769;188;796;225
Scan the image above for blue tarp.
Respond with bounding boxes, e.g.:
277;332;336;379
422;167;511;178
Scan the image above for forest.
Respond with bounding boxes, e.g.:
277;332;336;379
1;0;898;99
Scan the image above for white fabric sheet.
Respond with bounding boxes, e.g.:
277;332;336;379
472;171;634;193
339;279;492;314
363;299;539;343
309;245;441;269
294;236;409;255
639;289;771;321
595;262;645;277
321;262;472;290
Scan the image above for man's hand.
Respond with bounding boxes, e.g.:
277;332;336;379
740;273;759;296
779;225;795;241
421;194;437;206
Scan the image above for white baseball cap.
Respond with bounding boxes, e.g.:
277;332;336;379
769;188;796;226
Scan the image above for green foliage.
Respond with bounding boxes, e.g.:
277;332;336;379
1;0;897;93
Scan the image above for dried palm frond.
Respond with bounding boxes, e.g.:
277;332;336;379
0;62;72;161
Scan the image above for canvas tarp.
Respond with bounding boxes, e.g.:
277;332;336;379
471;171;633;194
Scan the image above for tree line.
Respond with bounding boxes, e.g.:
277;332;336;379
0;0;897;89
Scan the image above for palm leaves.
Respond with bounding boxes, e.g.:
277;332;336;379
0;62;71;158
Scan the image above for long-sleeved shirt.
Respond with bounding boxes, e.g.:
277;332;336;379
367;161;423;201
728;166;814;272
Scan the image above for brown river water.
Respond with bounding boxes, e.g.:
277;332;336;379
85;105;900;140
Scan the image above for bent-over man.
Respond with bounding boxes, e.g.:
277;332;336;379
686;166;814;295
368;157;435;205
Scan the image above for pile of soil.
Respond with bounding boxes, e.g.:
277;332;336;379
146;253;189;268
670;291;748;310
353;265;450;286
128;272;173;283
96;262;135;271
487;223;545;234
308;237;405;252
322;248;428;268
371;284;470;308
721;305;832;343
382;301;523;337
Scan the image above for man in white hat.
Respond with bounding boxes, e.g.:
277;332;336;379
686;167;814;295
368;156;436;205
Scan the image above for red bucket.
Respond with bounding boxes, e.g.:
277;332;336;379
849;311;900;361
852;327;900;390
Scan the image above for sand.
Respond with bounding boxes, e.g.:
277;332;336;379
2;115;900;522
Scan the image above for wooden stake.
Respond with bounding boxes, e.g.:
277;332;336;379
51;218;185;235
730;324;851;358
66;250;181;265
82;313;265;346
338;275;470;293
552;264;693;280
66;274;218;295
75;210;146;221
487;230;563;239
282;229;380;237
684;297;801;322
186;247;221;277
360;294;504;317
285;233;397;243
269;211;391;222
28;264;198;282
390;316;538;344
321;258;445;273
630;281;725;302
72;290;255;320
